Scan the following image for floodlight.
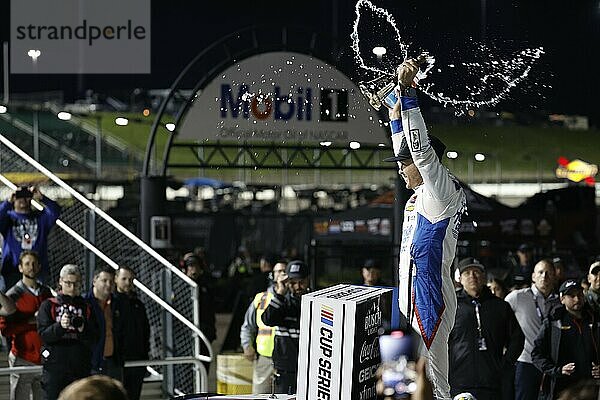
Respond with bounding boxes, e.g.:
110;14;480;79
115;117;129;126
57;112;72;121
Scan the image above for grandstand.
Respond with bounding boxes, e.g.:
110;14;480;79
0;105;141;178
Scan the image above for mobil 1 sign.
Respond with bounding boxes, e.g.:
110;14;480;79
297;284;392;400
11;0;150;73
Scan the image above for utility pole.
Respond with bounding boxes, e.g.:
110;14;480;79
3;42;9;104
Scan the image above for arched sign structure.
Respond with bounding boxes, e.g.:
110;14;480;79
143;26;396;177
178;51;386;146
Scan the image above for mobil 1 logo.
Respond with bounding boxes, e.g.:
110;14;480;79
320;89;348;122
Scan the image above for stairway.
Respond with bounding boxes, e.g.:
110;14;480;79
140;372;165;400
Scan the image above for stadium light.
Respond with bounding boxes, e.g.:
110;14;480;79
165;123;176;132
319;141;332;147
115;117;129;126
372;47;387;57
27;49;41;61
349;141;361;150
474;153;486;162
446;151;458;159
57;112;72;121
0;105;6;114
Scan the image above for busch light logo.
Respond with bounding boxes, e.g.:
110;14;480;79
220;84;348;122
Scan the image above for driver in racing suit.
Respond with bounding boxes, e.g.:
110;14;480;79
384;57;467;400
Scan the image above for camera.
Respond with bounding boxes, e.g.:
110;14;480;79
63;308;84;329
70;314;84;329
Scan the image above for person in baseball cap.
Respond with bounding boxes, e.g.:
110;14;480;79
586;261;600;313
457;257;486;275
532;277;596;399
285;260;309;280
456;257;486;300
558;279;583;298
262;259;311;394
589;261;600;276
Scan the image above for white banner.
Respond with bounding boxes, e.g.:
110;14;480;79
178;52;387;145
10;0;150;74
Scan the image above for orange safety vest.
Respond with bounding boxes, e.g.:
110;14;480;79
253;291;276;357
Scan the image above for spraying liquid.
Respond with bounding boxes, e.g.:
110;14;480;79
351;0;545;113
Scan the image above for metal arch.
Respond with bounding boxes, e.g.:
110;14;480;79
144;25;360;177
166;142;396;171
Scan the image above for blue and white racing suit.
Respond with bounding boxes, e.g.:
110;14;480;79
390;96;466;400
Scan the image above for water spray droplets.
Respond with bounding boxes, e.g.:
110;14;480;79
351;0;545;113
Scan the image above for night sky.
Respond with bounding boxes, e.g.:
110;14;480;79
1;0;598;123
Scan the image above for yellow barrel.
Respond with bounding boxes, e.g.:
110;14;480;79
216;353;253;394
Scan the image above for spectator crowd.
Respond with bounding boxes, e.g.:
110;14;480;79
0;184;599;400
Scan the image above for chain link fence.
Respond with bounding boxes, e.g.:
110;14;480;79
0;135;205;395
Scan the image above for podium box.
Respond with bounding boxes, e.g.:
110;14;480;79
296;284;392;400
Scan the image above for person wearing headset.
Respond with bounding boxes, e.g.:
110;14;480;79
240;261;287;394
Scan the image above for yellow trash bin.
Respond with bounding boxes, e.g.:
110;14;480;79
216;353;253;394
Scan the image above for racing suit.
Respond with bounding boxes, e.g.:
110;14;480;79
391;95;466;399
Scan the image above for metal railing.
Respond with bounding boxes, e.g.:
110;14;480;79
0;357;208;392
0;132;212;393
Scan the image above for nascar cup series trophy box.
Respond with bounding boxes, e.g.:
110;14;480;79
297;284;392;400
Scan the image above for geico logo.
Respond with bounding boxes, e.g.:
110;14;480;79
220;84;349;122
358;364;379;383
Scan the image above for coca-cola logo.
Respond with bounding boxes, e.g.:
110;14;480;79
359;336;380;364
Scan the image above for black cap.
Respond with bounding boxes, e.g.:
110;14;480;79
286;260;309;279
457;257;485;274
363;258;379;269
589;262;600;275
559;279;583;297
14;186;32;199
518;243;532;252
383;135;446;163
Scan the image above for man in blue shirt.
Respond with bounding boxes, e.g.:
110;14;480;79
0;186;60;288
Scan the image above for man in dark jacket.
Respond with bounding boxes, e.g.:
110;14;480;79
37;264;98;400
113;266;150;400
182;252;216;343
262;259;310;395
531;279;600;400
85;266;122;379
449;257;525;400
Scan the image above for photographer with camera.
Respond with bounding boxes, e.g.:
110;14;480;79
37;264;98;400
261;260;310;394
